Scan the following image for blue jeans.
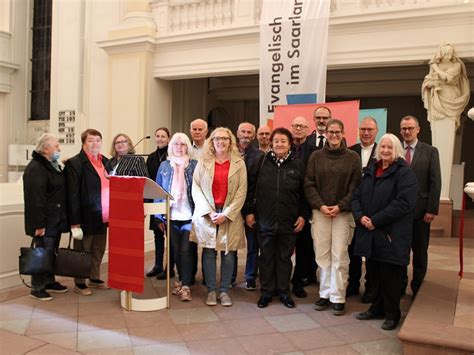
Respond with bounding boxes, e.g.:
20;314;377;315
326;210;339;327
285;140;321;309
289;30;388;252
244;225;258;282
170;220;194;286
31;233;61;291
202;248;236;293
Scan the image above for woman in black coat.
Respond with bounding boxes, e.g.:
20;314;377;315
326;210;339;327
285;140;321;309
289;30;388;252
65;129;111;296
244;127;307;309
145;127;174;278
351;133;417;331
23;133;69;301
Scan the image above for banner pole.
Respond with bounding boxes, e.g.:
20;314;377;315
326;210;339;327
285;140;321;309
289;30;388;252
125;291;131;311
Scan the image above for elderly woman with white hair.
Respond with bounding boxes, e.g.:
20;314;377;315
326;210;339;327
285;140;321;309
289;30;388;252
155;133;197;301
351;133;418;331
23;133;69;301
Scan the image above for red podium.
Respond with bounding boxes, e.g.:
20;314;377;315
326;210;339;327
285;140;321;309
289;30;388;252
108;176;173;311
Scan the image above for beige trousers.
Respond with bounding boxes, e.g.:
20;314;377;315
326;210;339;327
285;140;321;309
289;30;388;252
311;211;354;304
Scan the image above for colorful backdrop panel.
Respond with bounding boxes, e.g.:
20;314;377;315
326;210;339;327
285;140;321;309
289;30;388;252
273;100;361;146
358;108;388;143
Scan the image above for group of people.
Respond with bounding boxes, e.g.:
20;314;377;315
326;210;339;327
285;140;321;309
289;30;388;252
23;111;441;331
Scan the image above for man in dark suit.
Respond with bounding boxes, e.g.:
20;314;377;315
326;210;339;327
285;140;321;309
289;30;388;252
236;122;264;290
290;116;317;298
348;116;378;302
400;115;441;298
306;106;332;148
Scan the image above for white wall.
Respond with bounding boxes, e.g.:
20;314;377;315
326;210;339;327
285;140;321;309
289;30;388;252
49;0;122;160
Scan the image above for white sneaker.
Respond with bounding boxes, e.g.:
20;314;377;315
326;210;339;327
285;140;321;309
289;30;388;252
206;291;217;306
219;292;232;307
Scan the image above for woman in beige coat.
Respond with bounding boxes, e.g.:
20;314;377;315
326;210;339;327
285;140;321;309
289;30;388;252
191;127;247;307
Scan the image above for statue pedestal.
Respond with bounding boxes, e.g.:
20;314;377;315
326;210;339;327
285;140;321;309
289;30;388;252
431;118;456;201
431;198;453;238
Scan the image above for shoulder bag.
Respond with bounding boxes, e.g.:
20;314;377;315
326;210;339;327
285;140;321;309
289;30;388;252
19;239;55;275
55;233;92;278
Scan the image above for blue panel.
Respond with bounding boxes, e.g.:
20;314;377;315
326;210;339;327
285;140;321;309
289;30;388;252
286;93;317;105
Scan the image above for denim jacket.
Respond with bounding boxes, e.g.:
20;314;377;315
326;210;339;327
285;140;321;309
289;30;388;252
155;159;197;222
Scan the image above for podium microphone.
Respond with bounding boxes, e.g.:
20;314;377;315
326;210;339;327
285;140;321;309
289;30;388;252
129;135;151;153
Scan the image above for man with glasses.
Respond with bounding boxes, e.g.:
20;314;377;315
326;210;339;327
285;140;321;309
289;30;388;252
306;106;332;149
400;115;441;298
347;116;379;302
290;116;317;298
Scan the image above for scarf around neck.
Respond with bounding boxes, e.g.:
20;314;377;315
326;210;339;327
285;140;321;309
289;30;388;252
169;155;189;205
84;150;110;223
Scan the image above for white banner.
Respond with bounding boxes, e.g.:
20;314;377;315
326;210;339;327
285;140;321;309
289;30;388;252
259;0;331;123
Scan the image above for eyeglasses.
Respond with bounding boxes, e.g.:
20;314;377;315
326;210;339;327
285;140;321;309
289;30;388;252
314;116;330;121
213;136;230;142
359;128;375;132
401;127;416;132
114;140;128;145
327;130;342;136
291;124;308;130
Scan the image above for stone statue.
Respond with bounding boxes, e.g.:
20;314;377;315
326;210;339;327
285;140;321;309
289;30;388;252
422;44;470;128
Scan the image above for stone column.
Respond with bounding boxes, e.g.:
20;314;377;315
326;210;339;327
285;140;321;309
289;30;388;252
431;119;456;201
100;0;172;154
430;118;455;237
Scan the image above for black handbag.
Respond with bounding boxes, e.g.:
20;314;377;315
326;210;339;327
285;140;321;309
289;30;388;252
19;239;55;275
55;234;92;278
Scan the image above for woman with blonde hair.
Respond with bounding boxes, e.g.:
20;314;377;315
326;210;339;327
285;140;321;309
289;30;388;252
155;133;197;301
109;133;148;177
191;127;247;307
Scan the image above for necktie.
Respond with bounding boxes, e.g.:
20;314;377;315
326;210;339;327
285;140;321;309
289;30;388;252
405;145;412;165
318;135;325;149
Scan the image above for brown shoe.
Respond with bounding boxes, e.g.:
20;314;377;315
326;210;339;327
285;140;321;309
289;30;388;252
172;281;182;295
180;286;192;301
74;283;92;296
88;279;110;289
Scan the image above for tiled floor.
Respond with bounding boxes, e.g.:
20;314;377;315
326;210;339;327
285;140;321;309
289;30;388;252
0;238;472;354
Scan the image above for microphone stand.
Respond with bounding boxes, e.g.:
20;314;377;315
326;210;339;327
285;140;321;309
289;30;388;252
129;136;151;153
